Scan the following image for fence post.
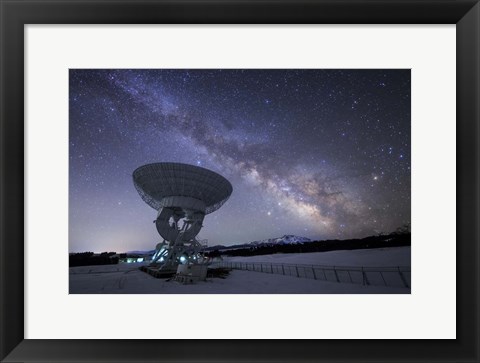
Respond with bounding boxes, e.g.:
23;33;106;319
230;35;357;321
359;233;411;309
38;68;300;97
282;265;285;275
295;266;299;277
398;267;409;288
362;267;370;286
333;267;340;282
312;267;317;280
379;271;387;286
347;270;353;283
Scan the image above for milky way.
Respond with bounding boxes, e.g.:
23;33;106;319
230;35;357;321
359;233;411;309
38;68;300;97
69;69;410;252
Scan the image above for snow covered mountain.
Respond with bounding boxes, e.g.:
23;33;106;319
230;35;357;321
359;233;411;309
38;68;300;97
250;235;311;246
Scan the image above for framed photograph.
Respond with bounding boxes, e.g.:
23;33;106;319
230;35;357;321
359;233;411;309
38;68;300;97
67;68;412;295
1;0;478;362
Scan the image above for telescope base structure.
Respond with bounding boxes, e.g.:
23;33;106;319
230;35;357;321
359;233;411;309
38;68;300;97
174;264;208;284
144;236;208;280
140;265;177;278
149;236;206;267
140;262;208;282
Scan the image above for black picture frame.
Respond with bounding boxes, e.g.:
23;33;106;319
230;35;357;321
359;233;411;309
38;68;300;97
1;1;478;362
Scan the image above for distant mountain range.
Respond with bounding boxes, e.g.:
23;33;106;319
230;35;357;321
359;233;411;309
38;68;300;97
250;234;311;245
125;235;312;254
204;235;312;251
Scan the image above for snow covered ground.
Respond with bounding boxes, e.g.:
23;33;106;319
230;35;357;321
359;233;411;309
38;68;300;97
69;247;410;294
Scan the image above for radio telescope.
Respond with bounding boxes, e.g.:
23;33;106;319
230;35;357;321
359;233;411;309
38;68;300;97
133;162;232;274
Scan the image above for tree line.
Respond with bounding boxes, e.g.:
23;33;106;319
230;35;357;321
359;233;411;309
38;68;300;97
205;231;411;258
69;251;119;267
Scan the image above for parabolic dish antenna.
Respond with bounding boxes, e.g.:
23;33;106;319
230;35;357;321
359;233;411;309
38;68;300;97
133;162;233;272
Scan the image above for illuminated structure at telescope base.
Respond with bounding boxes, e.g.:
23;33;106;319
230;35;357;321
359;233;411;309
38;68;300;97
133;163;233;275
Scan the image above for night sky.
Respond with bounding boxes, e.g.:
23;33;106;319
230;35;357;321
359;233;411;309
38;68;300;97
69;69;410;253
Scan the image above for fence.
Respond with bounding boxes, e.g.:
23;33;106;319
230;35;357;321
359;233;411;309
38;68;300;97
214;261;410;288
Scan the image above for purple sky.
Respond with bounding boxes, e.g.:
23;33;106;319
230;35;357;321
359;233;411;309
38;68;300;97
69;69;410;253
